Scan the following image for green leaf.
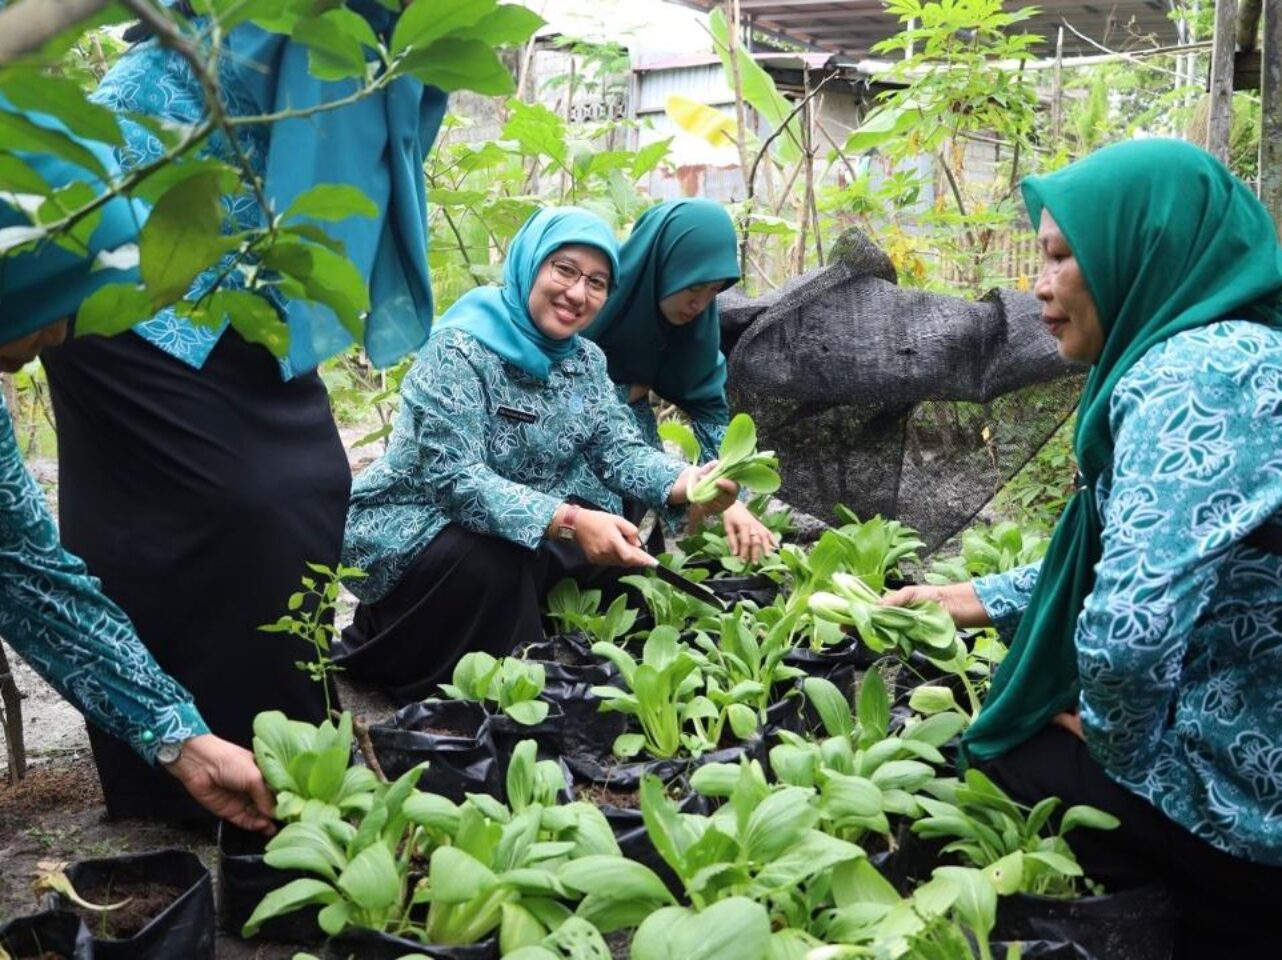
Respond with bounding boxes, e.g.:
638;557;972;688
0;154;52;196
335;841;401;913
502;100;569;166
283;184;379;223
658;420;700;464
718;413;757;465
0;110;109;179
391;0;496;55
204;289;289;357
75;283;154;337
631;897;771;960
708;9;801;165
240;878;340;937
558;855;675;905
453;5;545;45
294;9;371;81
632;138;673;180
0;71;122;146
856;669;890;741
428;845;497;903
504;698;550;726
139;171;237;307
399;38;515;95
1059;804;1121;836
801;676;854;740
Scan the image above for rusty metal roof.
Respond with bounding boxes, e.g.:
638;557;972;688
670;1;1181;61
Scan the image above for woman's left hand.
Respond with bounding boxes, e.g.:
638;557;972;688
722;501;777;564
670;462;737;512
1051;711;1084;741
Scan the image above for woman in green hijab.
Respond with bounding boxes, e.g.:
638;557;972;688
577;199;776;562
338;207;739;701
887;139;1282;954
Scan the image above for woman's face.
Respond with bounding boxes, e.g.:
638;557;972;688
527;244;612;340
1035;210;1104;365
0;319;68;373
659;281;725;327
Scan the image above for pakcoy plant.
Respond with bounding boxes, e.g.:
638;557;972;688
687;606;805;722
766;674;963;845
545;578;638;647
912;768;1120;898
589;626;714;760
687;414;781;505
829;507;927;591
927;521;1050;585
439;651;549;726
252;710;381;823
619;570;721;631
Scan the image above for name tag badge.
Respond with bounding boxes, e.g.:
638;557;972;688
497;404;538;424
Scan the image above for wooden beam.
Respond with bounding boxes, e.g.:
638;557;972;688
1208;0;1240;163
1260;0;1282;235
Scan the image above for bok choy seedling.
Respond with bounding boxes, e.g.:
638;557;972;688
688;413;781;504
439;651;549;726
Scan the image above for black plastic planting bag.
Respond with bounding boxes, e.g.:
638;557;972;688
323;930;499;959
991;943;1092;960
369;699;498;803
720;226;1082;549
43;849;214;960
567;735;767;792
0;910;94;960
553;682;630;760
993;884;1176;960
517;632;598;669
218;822;321;944
585;775;707;899
486;698;566;761
701;572;780;608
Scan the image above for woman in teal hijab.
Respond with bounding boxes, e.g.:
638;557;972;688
579;198;776;562
0;116;276;834
886;139;1282;954
339;207;740;701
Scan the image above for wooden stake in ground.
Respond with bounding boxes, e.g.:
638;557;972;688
1208;0;1241;162
0;641;26;785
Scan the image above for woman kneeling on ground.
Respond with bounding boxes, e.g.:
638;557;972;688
337;207;738;702
886;138;1282;956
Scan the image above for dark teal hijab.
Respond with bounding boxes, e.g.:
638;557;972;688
963;138;1282;763
433;207;620;380
0;96;143;340
583;199;740;421
224;5;445;373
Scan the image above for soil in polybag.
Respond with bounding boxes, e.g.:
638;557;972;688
369;699;498;803
993;883;1176;960
566;734;767;793
784;637;878;680
218;822;321;943
45;849;214;960
323;929;499;959
517;632;598;669
0;910;93;960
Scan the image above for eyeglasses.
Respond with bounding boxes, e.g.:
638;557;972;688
547;259;610;300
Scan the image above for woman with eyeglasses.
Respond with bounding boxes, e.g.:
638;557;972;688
572;199;777;562
336;207;740;701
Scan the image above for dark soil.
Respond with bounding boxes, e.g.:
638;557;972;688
72;879;186;940
574;782;640;810
419;725;470;738
12;952;71;960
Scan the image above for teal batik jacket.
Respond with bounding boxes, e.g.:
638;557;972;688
0;395;206;762
974;321;1282;866
343;329;687;603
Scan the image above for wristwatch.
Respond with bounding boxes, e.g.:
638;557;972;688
557;504;581;541
156;738;186;766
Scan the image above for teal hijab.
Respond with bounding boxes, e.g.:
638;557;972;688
0;96;144;341
433;207;620;380
225;5;445;373
583;199;740;421
963;138;1282;762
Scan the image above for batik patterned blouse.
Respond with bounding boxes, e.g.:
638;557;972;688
343;329;687;603
974;321;1282;865
90;20;284;373
0;396;206;763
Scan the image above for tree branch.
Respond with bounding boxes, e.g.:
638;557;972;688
0;0;112;66
745;71;840;202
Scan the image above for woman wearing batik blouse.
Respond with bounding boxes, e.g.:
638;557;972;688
575;199;775;562
886;139;1282;955
338;207;738;701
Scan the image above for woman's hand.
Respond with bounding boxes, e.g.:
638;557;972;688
721;500;777;564
878;582;992;629
162;734;276;834
574;509;653;568
627;383;651;404
1051;710;1084;741
669;461;737;512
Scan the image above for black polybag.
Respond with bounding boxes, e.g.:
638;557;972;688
369;699;498;803
993;885;1176;960
323;930;499;959
218;821;321;943
42;849;214;960
0;910;94;960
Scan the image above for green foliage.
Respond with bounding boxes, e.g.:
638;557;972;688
545;579;638;646
928;521;1050;584
439;651;549;726
689;414;781;504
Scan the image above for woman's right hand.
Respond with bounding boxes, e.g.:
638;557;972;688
879;581;992;629
574;509;654;568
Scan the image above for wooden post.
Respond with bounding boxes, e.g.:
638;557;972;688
1208;0;1240;162
0;641;26;785
1240;0;1264;50
1051;27;1065;146
1261;0;1282;235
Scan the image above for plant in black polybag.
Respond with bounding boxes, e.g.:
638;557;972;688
368;699;498;803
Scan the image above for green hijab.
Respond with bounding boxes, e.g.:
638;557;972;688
963;138;1282;762
432;206;619;380
583;198;741;422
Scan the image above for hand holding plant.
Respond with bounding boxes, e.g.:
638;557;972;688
684;414;781;505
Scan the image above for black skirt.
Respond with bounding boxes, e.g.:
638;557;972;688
335;522;622;704
41;328;351;823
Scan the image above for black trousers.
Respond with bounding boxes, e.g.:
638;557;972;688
976;726;1282;958
335;523;620;704
42;329;350;824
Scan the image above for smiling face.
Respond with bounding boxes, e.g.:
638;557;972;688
1034;209;1104;365
527;244;612;340
659;280;726;327
0;319;68;373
